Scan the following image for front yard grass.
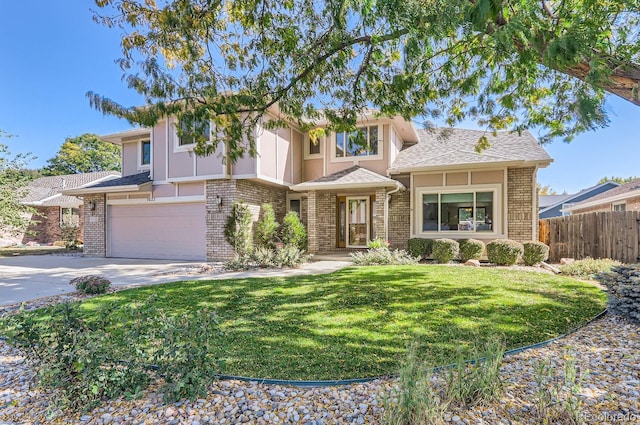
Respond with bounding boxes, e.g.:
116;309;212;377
4;266;605;380
0;246;67;257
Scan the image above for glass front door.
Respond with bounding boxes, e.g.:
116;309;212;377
347;197;369;247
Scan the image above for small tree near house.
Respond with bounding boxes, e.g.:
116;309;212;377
255;203;279;249
223;201;253;257
281;211;307;251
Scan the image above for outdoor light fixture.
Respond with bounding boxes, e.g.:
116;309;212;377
88;200;96;211
215;195;223;211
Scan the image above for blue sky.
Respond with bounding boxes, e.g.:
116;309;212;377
1;1;638;194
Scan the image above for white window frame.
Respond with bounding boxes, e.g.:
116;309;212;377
60;207;80;225
138;139;151;169
331;124;383;162
346;196;370;248
303;134;324;159
612;202;626;212
415;184;502;237
173;119;212;153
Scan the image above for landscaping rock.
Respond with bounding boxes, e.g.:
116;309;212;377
560;258;575;265
464;259;481;267
541;261;561;274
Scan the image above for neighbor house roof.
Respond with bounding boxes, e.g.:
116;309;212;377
539;181;620;217
539;194;572;209
22;171;121;207
62;171;152;195
290;166;403;191
389;128;552;173
564;178;640;212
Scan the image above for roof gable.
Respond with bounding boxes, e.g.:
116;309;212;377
23;171;121;205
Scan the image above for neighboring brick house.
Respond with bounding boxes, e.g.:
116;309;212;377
563;178;640;215
64;111;552;260
11;172;120;246
538;181;619;219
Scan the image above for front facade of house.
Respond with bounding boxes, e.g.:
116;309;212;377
66;112;552;261
564;178;640;215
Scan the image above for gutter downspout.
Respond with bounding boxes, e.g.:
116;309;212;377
385;181;403;242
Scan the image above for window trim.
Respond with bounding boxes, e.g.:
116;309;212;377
139;139;151;169
415;184;502;237
331;124;383;162
173;119;212;153
612;202;626;212
303;133;324;159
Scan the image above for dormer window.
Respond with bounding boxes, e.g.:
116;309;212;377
335;125;379;158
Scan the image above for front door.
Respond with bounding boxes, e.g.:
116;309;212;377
336;196;371;248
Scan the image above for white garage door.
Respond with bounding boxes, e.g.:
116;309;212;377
108;204;206;260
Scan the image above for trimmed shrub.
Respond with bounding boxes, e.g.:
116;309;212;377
224;201;253;257
407;238;433;259
281;211;307;250
367;237;390;249
596;264;640;323
458;239;485;262
432;239;459;264
486;239;524;266
70;275;111;294
559;257;621;279
251;246;276;268
255;203;279;249
351;248;419;265
273;245;308;268
522;241;550;266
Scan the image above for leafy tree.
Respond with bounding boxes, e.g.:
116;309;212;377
90;0;640;160
598;176;639;185
281;212;307;250
0;132;36;235
537;184;557;196
44;133;121;175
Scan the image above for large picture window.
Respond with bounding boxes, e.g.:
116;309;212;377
420;189;496;233
335;125;379;158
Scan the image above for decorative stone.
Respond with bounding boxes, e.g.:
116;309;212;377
560;258;575;265
464;259;481;267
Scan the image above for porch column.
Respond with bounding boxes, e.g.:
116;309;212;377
307;191;318;253
375;188;386;242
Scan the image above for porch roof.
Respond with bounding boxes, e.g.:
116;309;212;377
290;166;402;192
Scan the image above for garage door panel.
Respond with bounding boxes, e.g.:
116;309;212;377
109;204;206;260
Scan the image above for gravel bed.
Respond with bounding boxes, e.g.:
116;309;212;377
1;302;638;424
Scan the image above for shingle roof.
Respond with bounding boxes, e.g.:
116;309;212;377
389;128;552;172
539;194;572;209
291;166;400;191
569;178;640;209
85;171;151;189
22;171;121;205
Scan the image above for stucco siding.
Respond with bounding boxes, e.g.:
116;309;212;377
121;142;139;177
178;182;204;196
152;124;166;180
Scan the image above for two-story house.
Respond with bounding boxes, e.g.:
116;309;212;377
64;109;552;261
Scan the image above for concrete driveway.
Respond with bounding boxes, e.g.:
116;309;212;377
0;255;351;306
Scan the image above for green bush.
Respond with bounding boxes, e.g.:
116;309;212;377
273;245;308;267
560;257;621;278
486;239;524;266
281;211;307;250
596;264;640;323
224;201;253;257
458;239;485;262
251;246;276;267
431;239;459;264
351;248;419;266
367;237;390;249
60;223;80;250
255;203;279;249
522;241;550;266
407;238;433;259
70;275;111;294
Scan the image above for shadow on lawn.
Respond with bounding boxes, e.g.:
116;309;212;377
73;267;604;380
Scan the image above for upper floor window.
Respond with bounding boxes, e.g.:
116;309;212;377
335;125;379;158
177;119;211;147
140;140;151;166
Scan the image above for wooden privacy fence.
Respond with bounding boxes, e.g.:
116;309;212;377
539;211;640;264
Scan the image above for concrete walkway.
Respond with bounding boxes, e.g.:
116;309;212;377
0;255;352;306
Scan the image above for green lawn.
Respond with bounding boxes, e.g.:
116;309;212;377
0;246;68;257
5;266;605;380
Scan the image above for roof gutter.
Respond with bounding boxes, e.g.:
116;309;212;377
62;181;153;196
388;159;553;175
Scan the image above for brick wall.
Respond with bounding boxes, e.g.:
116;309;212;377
317;193;336;251
507;167;536;241
388;191;410;249
83;194;106;256
205;179;286;260
626;196;640;211
571;204;611;214
307;191;318;253
374;188;386;241
22;207;59;244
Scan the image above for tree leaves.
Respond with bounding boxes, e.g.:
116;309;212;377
43;134;121;176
